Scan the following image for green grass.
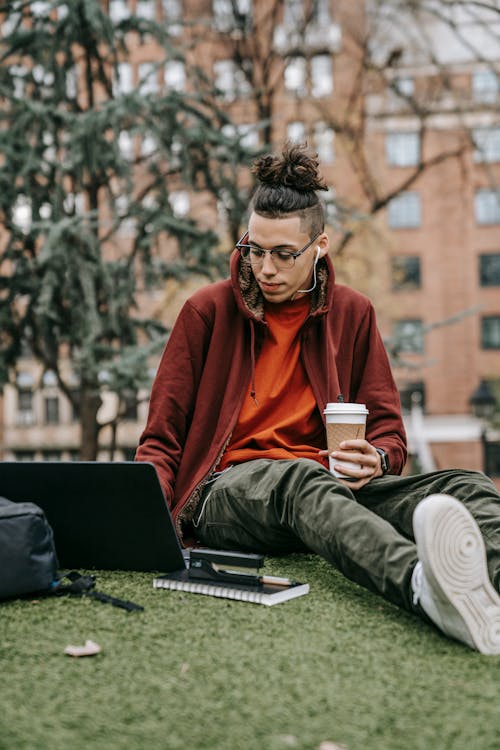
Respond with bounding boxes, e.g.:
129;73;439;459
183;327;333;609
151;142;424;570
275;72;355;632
1;555;499;750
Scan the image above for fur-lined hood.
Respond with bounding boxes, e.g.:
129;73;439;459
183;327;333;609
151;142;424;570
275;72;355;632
229;249;334;322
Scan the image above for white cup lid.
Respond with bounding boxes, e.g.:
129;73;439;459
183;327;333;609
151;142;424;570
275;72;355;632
324;402;369;415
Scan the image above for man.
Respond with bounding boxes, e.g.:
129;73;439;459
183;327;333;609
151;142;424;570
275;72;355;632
136;143;500;654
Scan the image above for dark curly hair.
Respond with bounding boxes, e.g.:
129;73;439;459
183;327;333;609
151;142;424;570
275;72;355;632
250;142;328;237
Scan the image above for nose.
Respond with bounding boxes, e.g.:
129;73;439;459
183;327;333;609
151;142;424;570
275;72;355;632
260;251;277;275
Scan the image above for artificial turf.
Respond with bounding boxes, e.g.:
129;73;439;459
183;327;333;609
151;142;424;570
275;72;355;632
1;554;499;750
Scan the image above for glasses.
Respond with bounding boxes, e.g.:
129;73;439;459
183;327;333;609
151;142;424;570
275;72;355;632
236;231;321;270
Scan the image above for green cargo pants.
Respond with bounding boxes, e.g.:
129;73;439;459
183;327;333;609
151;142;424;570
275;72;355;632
194;459;500;612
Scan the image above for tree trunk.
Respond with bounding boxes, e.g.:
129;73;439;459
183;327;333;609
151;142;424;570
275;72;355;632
79;387;102;460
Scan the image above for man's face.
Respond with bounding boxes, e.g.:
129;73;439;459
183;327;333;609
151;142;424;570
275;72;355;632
246;213;329;304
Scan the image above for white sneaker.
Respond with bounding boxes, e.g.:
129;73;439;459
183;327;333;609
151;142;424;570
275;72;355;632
412;493;500;655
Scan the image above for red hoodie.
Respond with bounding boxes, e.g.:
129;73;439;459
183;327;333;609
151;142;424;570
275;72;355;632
136;251;407;543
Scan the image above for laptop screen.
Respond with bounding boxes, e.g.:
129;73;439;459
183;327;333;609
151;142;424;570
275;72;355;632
0;461;186;573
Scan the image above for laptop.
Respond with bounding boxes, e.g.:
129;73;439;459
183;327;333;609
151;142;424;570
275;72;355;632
0;461;187;573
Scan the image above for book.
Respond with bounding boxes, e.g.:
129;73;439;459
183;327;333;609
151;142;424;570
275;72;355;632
153;568;309;606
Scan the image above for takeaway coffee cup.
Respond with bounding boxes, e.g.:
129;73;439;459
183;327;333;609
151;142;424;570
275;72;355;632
324;401;369;480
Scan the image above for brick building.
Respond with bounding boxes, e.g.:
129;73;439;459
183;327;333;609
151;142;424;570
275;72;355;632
1;0;499;484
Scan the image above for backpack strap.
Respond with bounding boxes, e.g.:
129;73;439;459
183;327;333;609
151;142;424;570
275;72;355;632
53;571;144;612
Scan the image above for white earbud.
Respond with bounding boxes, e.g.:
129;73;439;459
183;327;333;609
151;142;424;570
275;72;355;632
294;246;322;297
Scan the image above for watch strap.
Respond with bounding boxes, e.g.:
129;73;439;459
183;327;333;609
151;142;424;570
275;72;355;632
375;448;390;474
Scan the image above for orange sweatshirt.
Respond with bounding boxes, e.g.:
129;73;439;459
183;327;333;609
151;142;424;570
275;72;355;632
219;296;327;469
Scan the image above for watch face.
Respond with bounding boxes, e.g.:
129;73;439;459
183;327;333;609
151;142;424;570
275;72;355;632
377;449;389;473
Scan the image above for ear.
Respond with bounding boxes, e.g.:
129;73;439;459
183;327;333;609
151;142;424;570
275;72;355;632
316;233;330;258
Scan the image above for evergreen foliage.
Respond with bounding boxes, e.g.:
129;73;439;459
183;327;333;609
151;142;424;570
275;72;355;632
0;0;257;458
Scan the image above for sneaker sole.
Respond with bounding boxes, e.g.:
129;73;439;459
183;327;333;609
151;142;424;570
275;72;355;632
414;494;500;655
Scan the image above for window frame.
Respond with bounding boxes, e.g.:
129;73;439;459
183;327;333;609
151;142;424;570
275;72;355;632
387;192;422;229
393;319;425;354
479;252;500;286
391;255;422;290
481;315;500;350
385;132;420;167
475;189;500;225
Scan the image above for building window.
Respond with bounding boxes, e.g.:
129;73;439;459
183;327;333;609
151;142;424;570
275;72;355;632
399;381;426;414
387;192;421;229
42;370;58;387
284;0;304;26
31;1;51;16
18;389;33;412
14;451;36;462
162;0;182;20
311;55;333;98
162;0;182;33
393;319;424;353
2;7;22;37
136;0;156;19
393;76;415;97
385;132;420;167
313;122;335;164
113;62;133;95
473;127;500;163
141;133;157;158
479;253;500;286
65;66;78;99
8;64;27;99
312;0;331;25
284;56;307;97
44;396;60;425
286;121;306;144
115;194;135;234
138;62;159;95
221;122;258;149
63;192;85;216
12;195;32;234
42;451;63;461
475;189;500;225
391;256;421;290
472;69;499;104
118;130;134;160
481;316;500;349
213;0;252;34
214;59;251;102
169;191;190;217
17;389;34;425
109;0;130;23
164;60;185;91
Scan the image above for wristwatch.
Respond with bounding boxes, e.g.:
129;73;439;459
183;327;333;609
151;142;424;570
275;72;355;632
375;448;390;475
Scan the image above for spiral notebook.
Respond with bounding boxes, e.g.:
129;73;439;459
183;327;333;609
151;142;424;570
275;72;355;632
153;569;309;606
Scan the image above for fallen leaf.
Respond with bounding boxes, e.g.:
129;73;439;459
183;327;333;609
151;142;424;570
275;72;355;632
64;639;101;657
279;735;297;747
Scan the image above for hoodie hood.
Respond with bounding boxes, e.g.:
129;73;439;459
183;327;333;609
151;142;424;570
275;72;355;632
229;248;335;322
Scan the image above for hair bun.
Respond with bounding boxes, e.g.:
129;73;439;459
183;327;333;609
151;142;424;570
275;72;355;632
252;142;327;192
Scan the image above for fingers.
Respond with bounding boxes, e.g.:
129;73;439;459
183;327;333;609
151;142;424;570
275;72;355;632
318;440;384;486
330;440;382;483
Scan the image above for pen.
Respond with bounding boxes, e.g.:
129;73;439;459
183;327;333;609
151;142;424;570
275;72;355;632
259;575;295;587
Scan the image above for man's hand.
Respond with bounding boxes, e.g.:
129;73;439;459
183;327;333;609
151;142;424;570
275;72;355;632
318;439;383;490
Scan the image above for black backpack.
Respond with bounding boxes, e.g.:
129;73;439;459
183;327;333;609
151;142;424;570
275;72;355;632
0;496;143;611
